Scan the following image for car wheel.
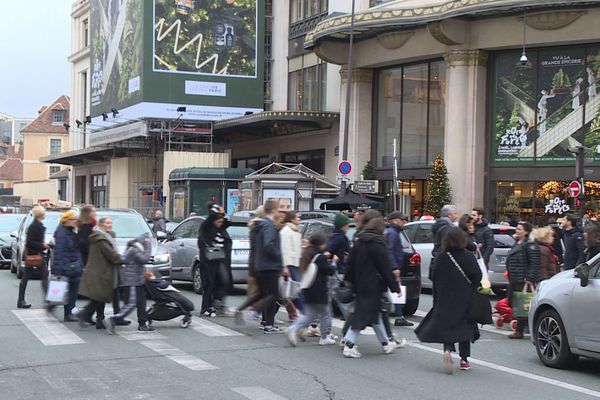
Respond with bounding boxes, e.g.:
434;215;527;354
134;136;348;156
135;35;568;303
192;264;203;294
403;298;419;316
534;309;578;368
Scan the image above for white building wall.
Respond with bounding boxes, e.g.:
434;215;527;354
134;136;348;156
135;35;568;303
271;0;290;110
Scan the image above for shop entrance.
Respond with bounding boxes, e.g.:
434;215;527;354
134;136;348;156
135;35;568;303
380;179;428;220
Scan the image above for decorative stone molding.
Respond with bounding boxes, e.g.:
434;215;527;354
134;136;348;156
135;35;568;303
444;50;488;68
339;68;374;84
428;19;467;46
376;31;414;50
523;10;587;31
313;44;347;65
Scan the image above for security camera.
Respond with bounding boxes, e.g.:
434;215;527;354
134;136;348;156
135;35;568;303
519;53;528;66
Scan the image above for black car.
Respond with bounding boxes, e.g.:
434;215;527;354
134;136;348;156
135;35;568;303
298;219;421;316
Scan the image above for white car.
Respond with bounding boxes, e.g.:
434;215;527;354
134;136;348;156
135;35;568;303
529;253;600;369
403;220;515;294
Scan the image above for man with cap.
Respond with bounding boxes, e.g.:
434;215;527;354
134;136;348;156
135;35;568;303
325;214;351;274
384;211;413;327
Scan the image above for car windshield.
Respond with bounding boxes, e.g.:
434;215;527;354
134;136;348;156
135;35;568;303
228;225;249;240
0;215;24;232
99;213;153;238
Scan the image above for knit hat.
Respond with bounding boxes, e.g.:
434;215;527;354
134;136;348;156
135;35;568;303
60;210;77;224
334;213;350;229
386;211;408;221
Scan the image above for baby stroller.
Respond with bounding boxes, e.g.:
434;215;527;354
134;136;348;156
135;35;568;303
493;297;518;330
144;282;195;328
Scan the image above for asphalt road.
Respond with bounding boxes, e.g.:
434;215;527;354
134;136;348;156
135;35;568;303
2;272;600;400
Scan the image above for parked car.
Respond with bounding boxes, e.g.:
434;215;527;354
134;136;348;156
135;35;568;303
403;220;515;295
298;211;340;221
529;254;600;369
0;214;25;269
298;219;421;315
164;216;250;293
11;208;172;281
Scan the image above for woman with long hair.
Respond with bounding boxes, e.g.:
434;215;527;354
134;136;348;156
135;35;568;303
415;227;482;374
279;211;301;320
77;205;97;266
584;223;600;261
531;227;559;280
341;210;400;358
18;206;49;308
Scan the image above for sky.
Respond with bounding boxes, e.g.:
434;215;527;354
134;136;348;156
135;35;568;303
0;0;72;118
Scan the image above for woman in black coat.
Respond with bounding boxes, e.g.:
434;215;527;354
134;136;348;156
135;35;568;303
198;210;231;317
341;210;400;358
415;227;482;374
585;223;600;261
18;206;49;308
77;205;97;266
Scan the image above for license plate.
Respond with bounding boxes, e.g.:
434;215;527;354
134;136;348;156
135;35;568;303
496;255;506;265
234;249;250;255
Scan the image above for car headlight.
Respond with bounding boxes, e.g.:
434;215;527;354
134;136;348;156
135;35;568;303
153;253;170;264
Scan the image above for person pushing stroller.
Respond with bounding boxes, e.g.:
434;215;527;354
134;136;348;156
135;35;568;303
104;233;152;333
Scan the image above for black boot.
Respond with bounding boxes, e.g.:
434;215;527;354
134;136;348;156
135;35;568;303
96;317;106;329
17;281;31;309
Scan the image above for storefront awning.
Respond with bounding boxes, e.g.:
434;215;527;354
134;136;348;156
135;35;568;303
40;145;146;166
169;167;254;181
213;111;339;139
305;0;600;49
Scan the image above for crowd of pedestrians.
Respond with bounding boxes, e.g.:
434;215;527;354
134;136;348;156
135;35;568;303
16;200;600;374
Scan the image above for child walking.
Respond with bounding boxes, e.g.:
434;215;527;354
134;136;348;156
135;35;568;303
287;234;337;346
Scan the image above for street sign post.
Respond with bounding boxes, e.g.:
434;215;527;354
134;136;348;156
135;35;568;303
568;180;582;198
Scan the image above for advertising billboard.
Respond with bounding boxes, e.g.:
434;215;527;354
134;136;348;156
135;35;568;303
89;0;264;125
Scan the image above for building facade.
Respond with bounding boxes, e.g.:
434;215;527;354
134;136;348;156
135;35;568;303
306;0;600;223
0;112;33;145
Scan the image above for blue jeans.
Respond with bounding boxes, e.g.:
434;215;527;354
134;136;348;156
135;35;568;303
65;277;80;316
289;303;331;339
343;313;388;345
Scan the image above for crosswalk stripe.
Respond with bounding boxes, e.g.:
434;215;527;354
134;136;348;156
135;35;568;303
138;340;219;371
193;318;244;337
116;329;167;341
12;309;85;346
412;310;529;337
231;386;289;400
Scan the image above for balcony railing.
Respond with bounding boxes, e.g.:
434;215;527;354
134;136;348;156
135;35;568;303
289;12;329;39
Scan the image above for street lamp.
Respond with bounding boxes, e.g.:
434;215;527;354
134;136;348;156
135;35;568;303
340;0;356;194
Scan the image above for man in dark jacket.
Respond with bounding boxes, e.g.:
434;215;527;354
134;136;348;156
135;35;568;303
324;213;351;273
251;199;287;333
151;210;166;235
471;208;494;267
563;214;585;270
384;212;413;327
432;205;459;258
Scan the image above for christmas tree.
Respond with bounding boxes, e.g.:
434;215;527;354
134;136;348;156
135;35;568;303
361;161;376;180
424;154;451;218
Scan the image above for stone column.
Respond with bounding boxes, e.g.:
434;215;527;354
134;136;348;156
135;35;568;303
443;50;488;213
339;67;373;183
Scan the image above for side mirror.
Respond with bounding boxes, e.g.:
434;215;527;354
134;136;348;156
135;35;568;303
9;231;17;238
575;264;590;287
156;231;167;240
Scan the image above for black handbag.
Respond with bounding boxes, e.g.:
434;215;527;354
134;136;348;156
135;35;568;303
333;280;355;304
204;246;226;262
63;261;82;278
447;252;493;325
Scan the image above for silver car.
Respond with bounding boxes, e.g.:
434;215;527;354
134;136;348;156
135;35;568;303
165;216;250;293
403;220;515;294
529;254;600;369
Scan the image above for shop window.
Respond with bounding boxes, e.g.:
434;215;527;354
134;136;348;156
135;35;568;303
91;173;107;208
491;45;600;164
235;155;270;170
376;60;446;168
288;63;327;111
281;149;325;174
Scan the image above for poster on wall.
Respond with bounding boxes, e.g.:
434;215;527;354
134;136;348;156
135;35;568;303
226;189;240;215
172;189;186;220
263;189;295;211
493;46;600;163
90;0;144;117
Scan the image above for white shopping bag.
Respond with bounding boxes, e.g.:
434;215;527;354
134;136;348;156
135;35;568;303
46;277;69;305
476;249;491;288
390;285;407;305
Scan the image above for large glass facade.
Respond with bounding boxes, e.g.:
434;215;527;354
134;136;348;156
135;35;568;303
288;63;327;111
376;60;446;168
492;44;600;164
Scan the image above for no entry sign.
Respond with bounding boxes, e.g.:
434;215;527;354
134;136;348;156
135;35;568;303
568;180;582;198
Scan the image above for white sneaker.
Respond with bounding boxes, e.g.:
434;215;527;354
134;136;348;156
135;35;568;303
319;334;337;346
343;345;362;358
383;340;397;354
307;325;321;337
339;338;347;348
287;328;297;347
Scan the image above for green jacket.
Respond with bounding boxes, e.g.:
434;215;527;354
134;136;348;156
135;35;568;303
79;231;122;302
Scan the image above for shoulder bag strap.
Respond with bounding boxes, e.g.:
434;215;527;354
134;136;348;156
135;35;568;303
446;252;472;285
